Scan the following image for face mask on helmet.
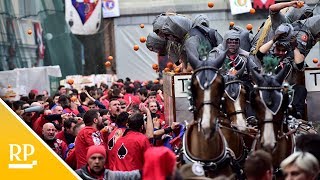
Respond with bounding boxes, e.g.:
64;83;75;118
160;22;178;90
226;38;240;53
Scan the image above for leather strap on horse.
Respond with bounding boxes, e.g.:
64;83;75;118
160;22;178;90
252;7;290;55
219;123;257;139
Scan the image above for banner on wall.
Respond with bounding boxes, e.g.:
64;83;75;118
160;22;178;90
229;0;252;15
102;0;120;18
65;0;102;35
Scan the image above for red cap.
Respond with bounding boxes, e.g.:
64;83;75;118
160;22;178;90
86;145;106;161
143;147;176;180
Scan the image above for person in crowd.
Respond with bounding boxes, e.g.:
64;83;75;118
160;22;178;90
138;87;149;103
108;111;152;171
55;118;78;145
51;92;60;108
244;150;273;180
84;90;106;109
20;103;43;128
76;145;141;180
295;134;320;164
119;99;128;113
100;83;109;96
75;109;105;169
58;85;67;95
107;98;121;123
42;122;68;159
107;112;130;169
123;83;140;105
33;109;72;136
281;151;319;180
58;95;80;115
52;105;63;114
179;163;211;180
143;146;181;180
65;122;85;170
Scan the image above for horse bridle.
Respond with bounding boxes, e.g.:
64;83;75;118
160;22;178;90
190;66;223;114
253;85;283;125
223;79;246;118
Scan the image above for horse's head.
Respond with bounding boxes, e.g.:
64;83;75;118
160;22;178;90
250;65;290;152
190;51;226;139
223;72;247;132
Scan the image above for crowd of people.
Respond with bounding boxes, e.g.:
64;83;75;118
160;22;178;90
4;76;320;180
5;78;187;179
3;1;320;179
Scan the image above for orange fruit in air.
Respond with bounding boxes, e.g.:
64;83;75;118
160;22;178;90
133;45;139;51
167;62;173;69
313;58;319;64
105;61;111;67
70;96;77;102
249;8;256;14
246;24;253;31
174;67;181;73
230;21;235;27
154;80;159;84
27;29;32;35
140;36;146;43
152;64;159;70
67;79;74;85
208;2;214;8
140;24;145;28
164;68;170;72
297;1;304;8
107;56;113;61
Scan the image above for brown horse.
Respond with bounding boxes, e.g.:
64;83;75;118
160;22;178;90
220;74;253;166
250;65;294;175
182;52;236;178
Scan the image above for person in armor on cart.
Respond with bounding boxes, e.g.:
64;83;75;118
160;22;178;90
209;29;259;120
159;14;222;70
251;1;313;53
255;23;306;119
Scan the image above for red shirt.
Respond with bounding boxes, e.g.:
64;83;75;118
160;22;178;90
45;138;68;160
32;115;48;137
107;127;126;169
81;105;89;112
108;130;151;171
65;148;77;170
55;131;67;144
75;126;105;169
63;107;79;116
100;99;109;109
123;94;141;105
